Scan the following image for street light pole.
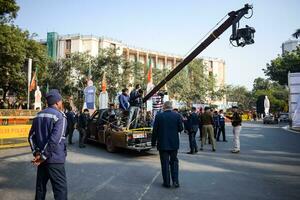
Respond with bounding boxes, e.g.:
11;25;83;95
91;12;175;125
27;58;32;110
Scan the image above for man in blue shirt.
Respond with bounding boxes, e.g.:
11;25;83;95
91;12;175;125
217;109;227;142
152;101;183;188
28;89;67;200
118;88;129;110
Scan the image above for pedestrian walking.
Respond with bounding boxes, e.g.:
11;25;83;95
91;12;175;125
217;109;227;142
186;107;199;154
78;109;90;148
151;101;183;188
200;107;216;151
28;89;68;200
65;104;76;145
230;106;242;153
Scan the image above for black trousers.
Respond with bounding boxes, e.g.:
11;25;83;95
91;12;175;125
213;126;218;138
79;128;87;147
66;127;74;144
199;125;202;141
188;131;198;152
35;163;67;200
159;150;179;185
217;125;226;141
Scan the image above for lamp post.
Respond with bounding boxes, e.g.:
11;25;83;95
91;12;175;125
27;58;32;110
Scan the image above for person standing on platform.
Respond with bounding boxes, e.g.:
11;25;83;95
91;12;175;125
118;88;129;111
28;89;68;200
127;84;143;129
152;101;183;188
200;107;216;152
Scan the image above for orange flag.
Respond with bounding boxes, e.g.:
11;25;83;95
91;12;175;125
147;58;152;83
101;73;107;92
29;72;36;92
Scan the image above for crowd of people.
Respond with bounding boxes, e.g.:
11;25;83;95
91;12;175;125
27;87;244;198
180;106;242;154
151;101;243;189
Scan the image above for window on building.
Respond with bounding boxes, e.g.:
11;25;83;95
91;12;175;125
66;40;71;50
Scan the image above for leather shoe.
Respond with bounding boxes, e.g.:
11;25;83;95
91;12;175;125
162;183;171;188
186;151;194;154
173;182;180;188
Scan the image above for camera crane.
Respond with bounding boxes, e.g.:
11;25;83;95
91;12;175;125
143;4;255;103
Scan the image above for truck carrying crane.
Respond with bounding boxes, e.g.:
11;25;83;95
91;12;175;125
86;4;255;152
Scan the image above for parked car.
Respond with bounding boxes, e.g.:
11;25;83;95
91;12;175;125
279;113;289;122
263;115;278;124
87;109;152;152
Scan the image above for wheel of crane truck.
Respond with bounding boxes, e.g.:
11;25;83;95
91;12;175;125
105;135;117;153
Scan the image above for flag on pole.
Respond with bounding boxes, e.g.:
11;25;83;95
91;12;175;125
101;72;107;92
147;58;153;83
99;72;108;109
29;72;36;92
146;57;154;112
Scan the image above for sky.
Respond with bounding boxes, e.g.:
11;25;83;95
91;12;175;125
15;0;300;90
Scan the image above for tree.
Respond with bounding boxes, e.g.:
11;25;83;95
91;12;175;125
226;85;254;110
264;47;300;85
167;59;220;104
252;77;272;92
0;0;19;24
251;77;289;113
133;61;145;88
120;60;134;88
94;48;123;101
0;24;48;100
292;28;300;39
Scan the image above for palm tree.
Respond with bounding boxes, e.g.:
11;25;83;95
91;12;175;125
292;29;300;39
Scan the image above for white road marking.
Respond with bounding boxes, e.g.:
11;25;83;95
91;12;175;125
138;171;160;200
282;126;300;134
81;175;115;199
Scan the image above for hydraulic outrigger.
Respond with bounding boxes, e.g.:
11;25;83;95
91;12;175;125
143;4;255;103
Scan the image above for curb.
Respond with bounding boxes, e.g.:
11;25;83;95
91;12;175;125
282;126;300;134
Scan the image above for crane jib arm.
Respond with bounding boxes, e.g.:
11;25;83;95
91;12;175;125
142;4;252;103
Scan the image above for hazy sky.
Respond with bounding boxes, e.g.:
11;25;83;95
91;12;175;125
15;0;299;90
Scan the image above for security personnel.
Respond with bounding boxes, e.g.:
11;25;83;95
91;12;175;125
65;104;76;145
152;101;183;188
78;108;90;148
186;107;199;154
230;106;242;153
200;107;216;151
28;89;67;200
217;109;227;142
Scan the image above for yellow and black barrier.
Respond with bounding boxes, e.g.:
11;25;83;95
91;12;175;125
0;124;32;148
0;110;37;149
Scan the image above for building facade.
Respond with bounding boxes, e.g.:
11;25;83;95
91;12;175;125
282;39;300;54
46;32;226;107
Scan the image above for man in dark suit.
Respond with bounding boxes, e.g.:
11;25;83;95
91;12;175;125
186;107;199;154
151;101;184;188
